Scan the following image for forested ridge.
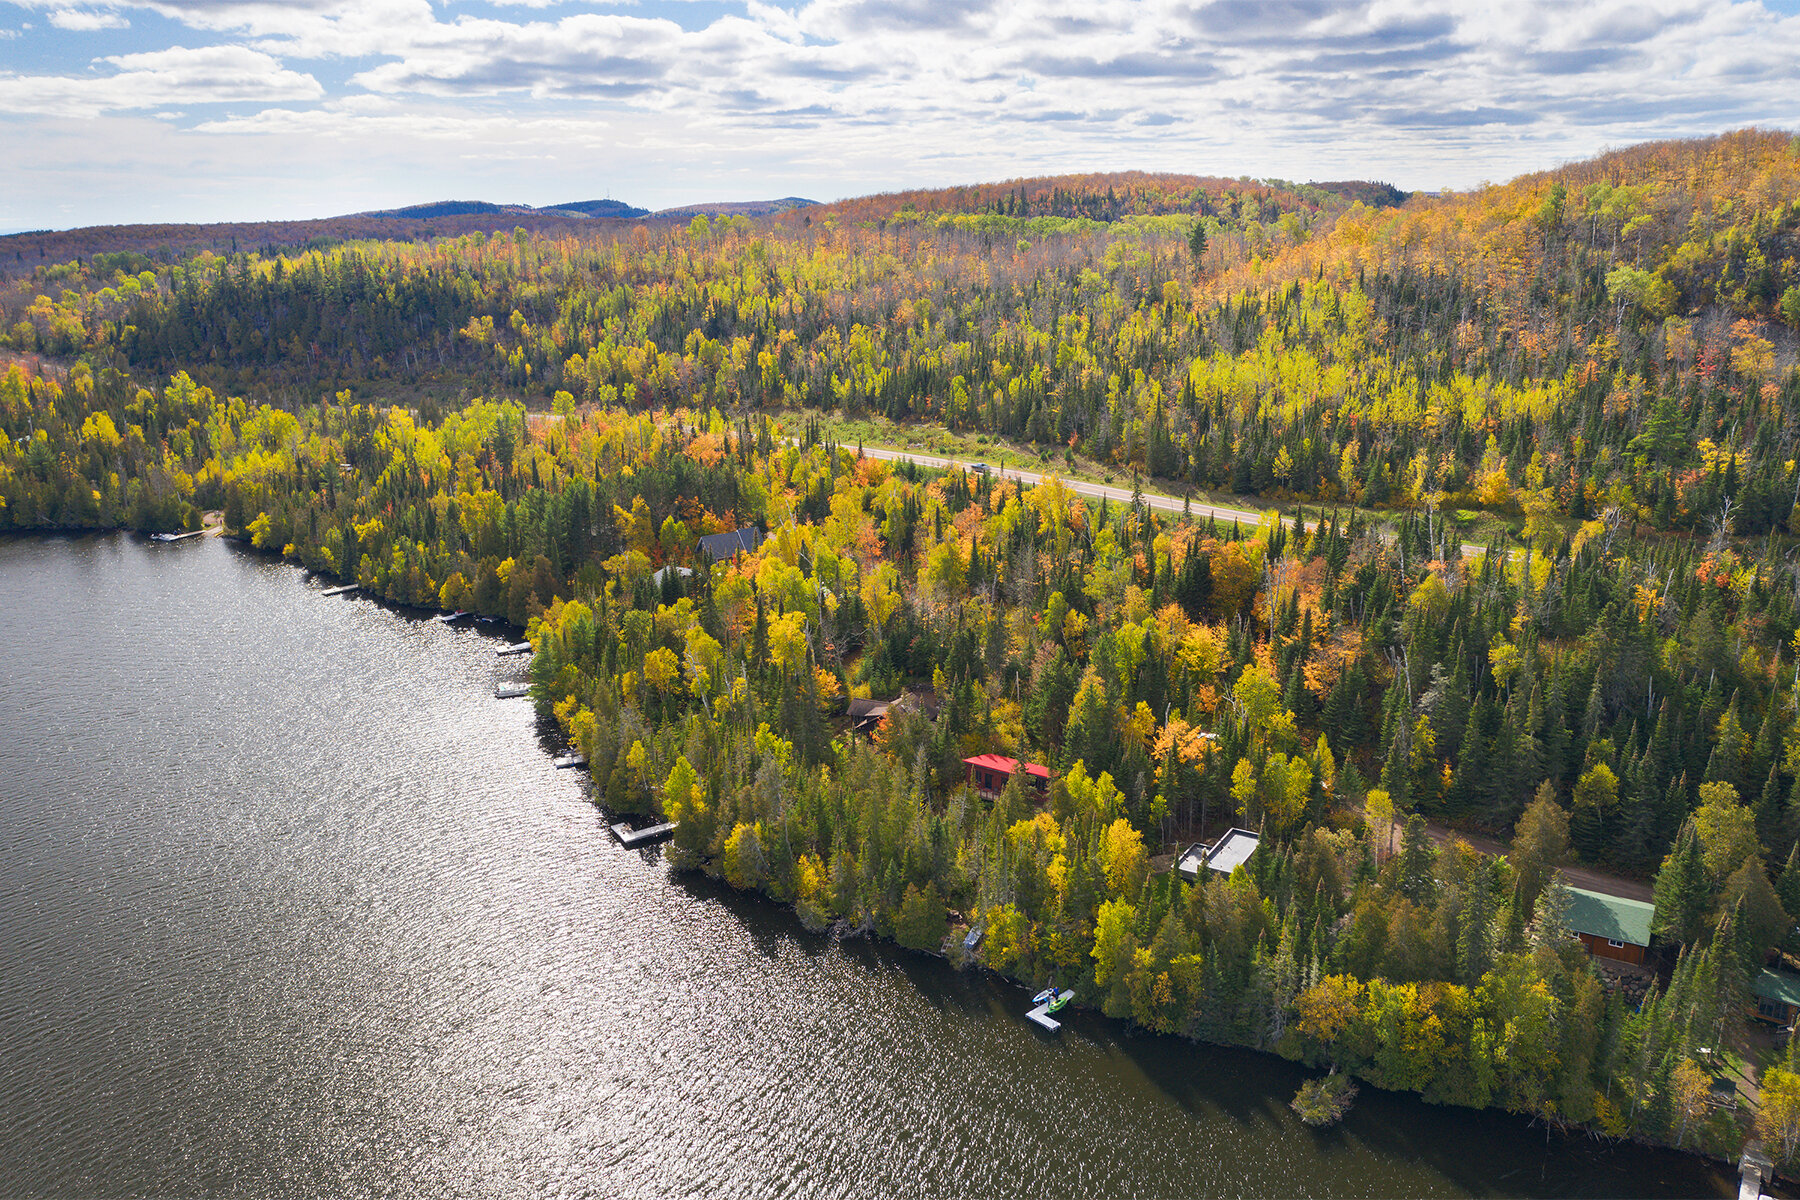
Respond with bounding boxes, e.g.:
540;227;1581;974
8;131;1800;1164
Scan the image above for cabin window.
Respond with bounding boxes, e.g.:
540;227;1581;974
1760;999;1788;1020
1607;939;1625;949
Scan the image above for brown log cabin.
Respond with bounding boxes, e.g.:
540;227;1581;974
1564;885;1653;965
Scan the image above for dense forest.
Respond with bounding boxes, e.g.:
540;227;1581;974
7;130;1800;1165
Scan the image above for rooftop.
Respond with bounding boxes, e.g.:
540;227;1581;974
1206;828;1260;875
1175;828;1259;879
1755;969;1800;1009
1564;885;1654;948
963;754;1051;779
697;526;762;561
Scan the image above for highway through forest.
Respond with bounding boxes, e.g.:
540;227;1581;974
841;441;1501;560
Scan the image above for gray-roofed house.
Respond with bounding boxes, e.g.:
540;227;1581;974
1175;828;1260;881
698;527;763;562
1565;885;1654;965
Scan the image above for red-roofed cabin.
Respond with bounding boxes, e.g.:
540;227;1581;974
965;754;1051;801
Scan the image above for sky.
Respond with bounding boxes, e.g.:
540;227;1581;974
2;0;1799;233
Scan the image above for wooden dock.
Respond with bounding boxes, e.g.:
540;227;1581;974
497;642;532;656
494;685;531;699
150;529;205;542
1739;1149;1772;1200
1027;990;1075;1032
611;821;676;848
320;584;359;597
551;752;588;770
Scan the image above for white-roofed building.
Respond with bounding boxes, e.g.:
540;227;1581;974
1175;828;1260;881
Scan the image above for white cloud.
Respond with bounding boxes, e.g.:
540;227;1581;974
0;44;322;118
47;8;130;29
2;0;1799;228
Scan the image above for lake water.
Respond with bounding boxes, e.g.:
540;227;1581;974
0;533;1740;1198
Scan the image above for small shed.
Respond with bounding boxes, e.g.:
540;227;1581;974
1175;828;1260;881
1565;886;1653;965
1753;968;1800;1026
964;754;1050;800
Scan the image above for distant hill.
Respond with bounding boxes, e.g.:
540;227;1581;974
0;211;616;279
550;199;651;219
359;198;650;220
1307;180;1411;208
360;200;531;220
360;196;809;221
653;197;818;219
0;194;826;276
802;172;1358;225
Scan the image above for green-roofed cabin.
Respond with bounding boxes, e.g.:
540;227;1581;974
1752;969;1800;1026
1564;886;1654;965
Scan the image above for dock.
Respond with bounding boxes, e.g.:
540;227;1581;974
320;584;359;597
611;821;676;848
150;529;205;542
495;685;531;699
1740;1149;1771;1200
437;610;470;624
1027;990;1075;1032
498;642;532;656
551;752;588;770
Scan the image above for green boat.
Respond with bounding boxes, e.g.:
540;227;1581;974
1045;989;1074;1014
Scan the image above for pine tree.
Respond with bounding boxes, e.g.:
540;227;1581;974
1457;859;1499;984
1757;760;1788;850
1395;815;1437;906
1777;845;1800;926
1651;819;1710;945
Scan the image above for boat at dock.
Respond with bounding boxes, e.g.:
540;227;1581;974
494;685;530;699
1027;989;1076;1031
551;752;588;770
497;642;532;656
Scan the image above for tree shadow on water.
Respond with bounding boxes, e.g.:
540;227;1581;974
1106;1030;1733;1198
1111;1028;1307;1131
665;868;835;964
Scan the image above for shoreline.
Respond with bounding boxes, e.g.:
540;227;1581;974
1;521;1775;1195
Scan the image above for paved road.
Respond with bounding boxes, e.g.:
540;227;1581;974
843;441;1498;559
852;442;1251;521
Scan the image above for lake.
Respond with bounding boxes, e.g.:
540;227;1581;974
0;533;1739;1197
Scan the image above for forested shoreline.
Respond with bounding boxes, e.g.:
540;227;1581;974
7;130;1800;1168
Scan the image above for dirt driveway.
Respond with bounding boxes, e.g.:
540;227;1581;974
1424;822;1654;902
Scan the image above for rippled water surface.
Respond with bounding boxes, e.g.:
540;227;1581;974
0;534;1740;1198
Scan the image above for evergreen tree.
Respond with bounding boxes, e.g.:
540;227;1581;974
1652;820;1711;945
